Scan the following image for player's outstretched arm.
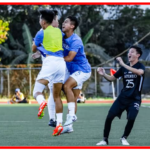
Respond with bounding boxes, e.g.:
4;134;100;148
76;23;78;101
97;67;116;82
116;57;144;76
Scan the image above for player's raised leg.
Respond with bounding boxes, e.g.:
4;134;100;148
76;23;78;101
33;79;48;118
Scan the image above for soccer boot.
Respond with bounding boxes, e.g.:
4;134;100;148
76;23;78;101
61;124;74;134
96;140;108;146
52;124;63;136
48;119;57;127
64;114;77;126
120;137;130;145
38;101;47;118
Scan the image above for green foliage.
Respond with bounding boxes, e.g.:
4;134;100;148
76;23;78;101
22;23;33;65
0;19;10;44
0;5;150;66
22;24;32;53
82;28;94;45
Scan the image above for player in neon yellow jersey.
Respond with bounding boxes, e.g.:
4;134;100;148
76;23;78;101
32;9;66;136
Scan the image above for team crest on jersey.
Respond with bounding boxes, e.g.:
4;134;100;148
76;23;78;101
63;43;69;49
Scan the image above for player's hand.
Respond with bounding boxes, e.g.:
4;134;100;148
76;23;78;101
116;57;124;66
32;51;41;59
97;67;106;76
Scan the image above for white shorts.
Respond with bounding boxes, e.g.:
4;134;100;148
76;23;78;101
65;71;91;90
36;56;66;84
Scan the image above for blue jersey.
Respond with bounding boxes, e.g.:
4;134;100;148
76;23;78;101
34;28;63;57
63;33;91;74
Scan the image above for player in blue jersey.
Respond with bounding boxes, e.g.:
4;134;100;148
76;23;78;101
61;16;91;133
96;46;145;146
32;9;66;136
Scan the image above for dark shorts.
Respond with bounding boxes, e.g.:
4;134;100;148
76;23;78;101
109;99;140;120
18;98;28;103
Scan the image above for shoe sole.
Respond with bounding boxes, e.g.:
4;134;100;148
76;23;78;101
96;144;107;146
53;127;63;136
61;130;73;134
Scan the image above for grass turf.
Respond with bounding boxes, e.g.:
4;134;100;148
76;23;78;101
0;104;150;146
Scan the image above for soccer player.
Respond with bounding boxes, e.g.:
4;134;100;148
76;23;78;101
96;46;145;146
61;16;91;133
32;9;66;136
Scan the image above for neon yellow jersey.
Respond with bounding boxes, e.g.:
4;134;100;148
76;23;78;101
43;26;63;52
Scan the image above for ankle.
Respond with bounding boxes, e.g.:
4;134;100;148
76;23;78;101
122;136;127;139
103;137;109;145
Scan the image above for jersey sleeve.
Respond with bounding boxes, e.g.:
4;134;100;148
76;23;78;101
69;40;81;53
113;67;123;78
34;30;44;47
139;63;145;71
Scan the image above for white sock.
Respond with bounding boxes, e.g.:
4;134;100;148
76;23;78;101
48;87;56;121
36;95;45;105
66;114;73;128
56;113;63;126
68;102;75;116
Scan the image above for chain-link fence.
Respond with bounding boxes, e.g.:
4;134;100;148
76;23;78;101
0;66;150;99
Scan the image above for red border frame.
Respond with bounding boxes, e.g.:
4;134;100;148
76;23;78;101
0;2;150;149
0;2;150;5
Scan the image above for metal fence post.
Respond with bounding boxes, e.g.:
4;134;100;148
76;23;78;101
7;69;10;98
29;67;32;96
95;68;97;96
116;64;119;97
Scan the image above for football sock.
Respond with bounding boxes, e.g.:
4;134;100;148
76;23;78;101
48;88;56;121
36;95;45;105
56;113;63;126
68;102;75;116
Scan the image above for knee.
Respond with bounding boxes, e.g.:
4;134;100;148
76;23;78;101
127;115;136;121
33;82;45;98
33;91;41;99
63;84;70;92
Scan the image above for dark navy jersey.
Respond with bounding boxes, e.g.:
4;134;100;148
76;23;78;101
114;62;145;103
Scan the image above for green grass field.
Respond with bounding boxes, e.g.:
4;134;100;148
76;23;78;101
0;103;150;146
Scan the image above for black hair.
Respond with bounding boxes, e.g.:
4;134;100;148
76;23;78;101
53;10;58;19
67;16;79;30
53;10;58;16
39;9;54;24
130;45;143;58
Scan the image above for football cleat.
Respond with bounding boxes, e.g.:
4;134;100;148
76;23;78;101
48;119;57;127
96;140;108;146
52;124;63;136
61;125;73;134
38;101;47;118
64;114;77;126
120;137;130;145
